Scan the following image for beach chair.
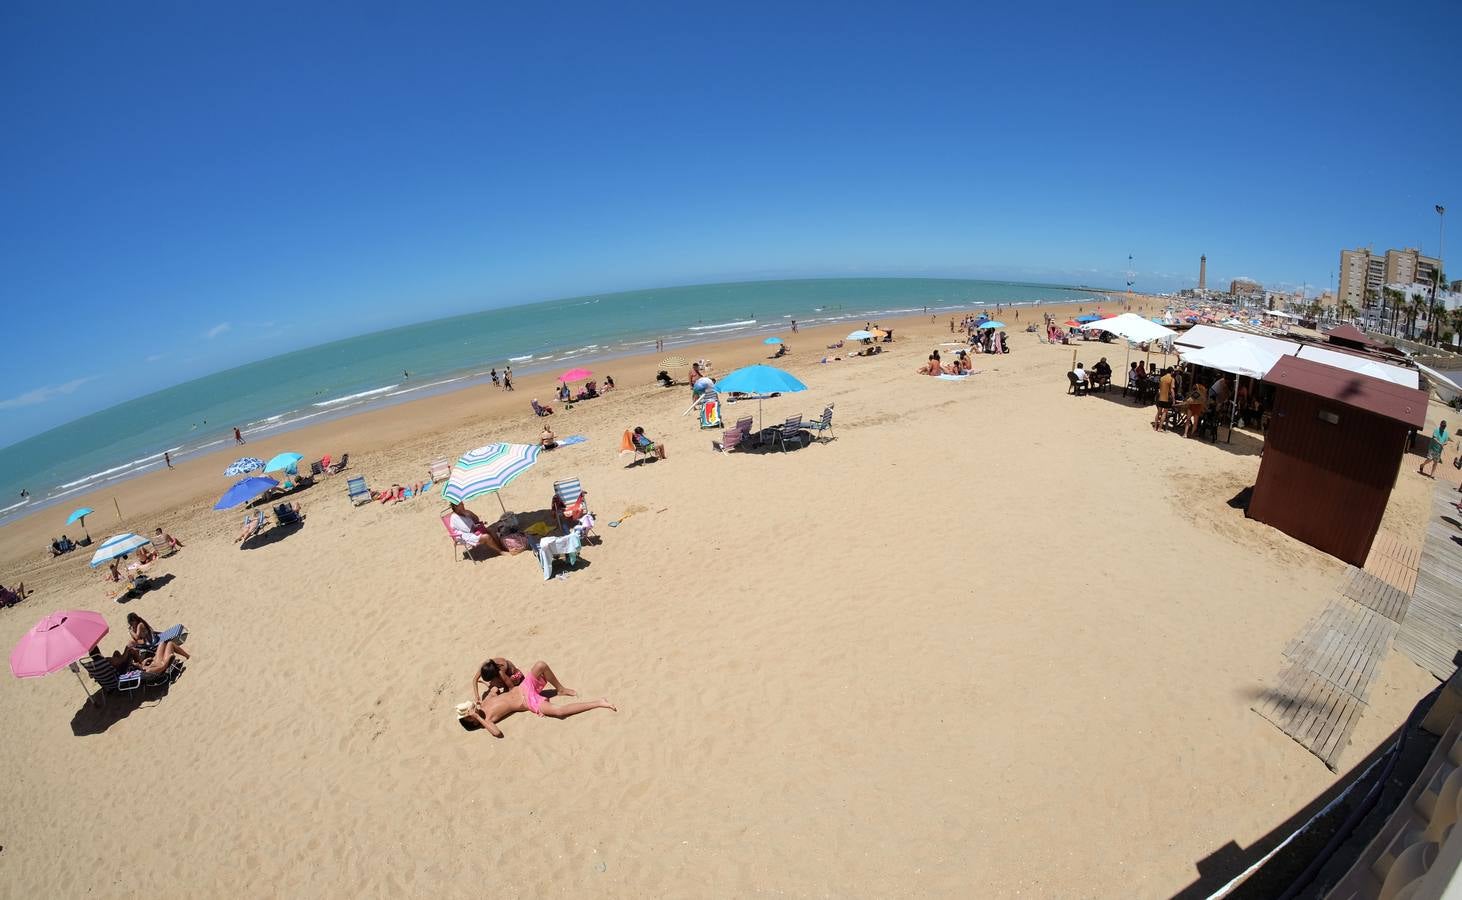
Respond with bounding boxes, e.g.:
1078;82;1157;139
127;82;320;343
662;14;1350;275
713;426;749;454
804;404;835;443
327;452;349;474
427;457;450;483
149;533;178;558
346;476;372;506
531;400;554;417
699;397;723;429
775;415;806;451
78;654;182;706
551;478;593;537
619;430;652;465
273;504;305;526
1066;372;1087;396
441;512;481;564
309;459;325;477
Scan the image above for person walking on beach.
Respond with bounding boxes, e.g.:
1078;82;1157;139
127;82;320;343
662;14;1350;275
1153;367;1175;431
164;451;173;469
233;426;245;445
1419;420;1450;478
503;367;514;391
490;368;499;387
791;319;798;333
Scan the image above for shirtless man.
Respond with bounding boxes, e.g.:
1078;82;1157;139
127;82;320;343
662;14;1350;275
465;657;614;738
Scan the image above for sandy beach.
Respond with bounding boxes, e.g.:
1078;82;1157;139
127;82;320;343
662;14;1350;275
0;303;1445;897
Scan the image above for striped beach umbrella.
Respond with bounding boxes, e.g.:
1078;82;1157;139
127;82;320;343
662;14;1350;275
442;443;541;511
224;457;266;477
658;356;689;369
89;533;150;568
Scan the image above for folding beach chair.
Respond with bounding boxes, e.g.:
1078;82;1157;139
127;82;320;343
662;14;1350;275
346;476;372;506
427;457;451;483
699;397;723;429
804;404;835;443
713;427;748;454
309;459;326;477
552;478;593;537
441;512;481;564
273;504;305;526
620;430;652;465
149;533;178;558
775;415;806;451
327;452;350;474
79;654;183;706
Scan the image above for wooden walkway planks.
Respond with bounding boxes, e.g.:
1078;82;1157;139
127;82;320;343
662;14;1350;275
1364;532;1420;596
1340;566;1411;622
1256;598;1397;770
1393;483;1462;681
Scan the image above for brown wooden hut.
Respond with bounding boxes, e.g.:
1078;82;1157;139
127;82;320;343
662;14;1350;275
1248;355;1428;565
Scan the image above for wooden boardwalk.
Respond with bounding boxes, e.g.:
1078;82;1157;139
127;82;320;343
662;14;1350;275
1256;598;1397;770
1393;483;1462;681
1253;525;1425;770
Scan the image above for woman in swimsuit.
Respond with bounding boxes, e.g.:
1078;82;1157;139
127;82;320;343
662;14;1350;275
127;613;191;660
466;658;615;738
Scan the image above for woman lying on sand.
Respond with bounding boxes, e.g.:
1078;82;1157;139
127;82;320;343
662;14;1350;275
464;657;615;738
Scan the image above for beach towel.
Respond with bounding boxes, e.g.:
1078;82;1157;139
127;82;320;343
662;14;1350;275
936;374;970;381
557;435;588;447
536;529;583;579
619;430;635;453
699;398;722;429
523;521;554;537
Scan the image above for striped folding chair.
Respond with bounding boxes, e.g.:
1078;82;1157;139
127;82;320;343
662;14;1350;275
552;478;592;536
775;415;806;451
346;476;371;506
804;404;835;443
427;458;451;483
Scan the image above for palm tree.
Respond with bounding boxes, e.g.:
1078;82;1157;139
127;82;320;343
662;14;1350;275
1382;287;1404;336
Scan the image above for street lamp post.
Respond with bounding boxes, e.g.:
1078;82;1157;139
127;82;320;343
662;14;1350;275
1430;204;1445;345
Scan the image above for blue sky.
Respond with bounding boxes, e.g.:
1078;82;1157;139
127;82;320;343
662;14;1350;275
2;0;1458;441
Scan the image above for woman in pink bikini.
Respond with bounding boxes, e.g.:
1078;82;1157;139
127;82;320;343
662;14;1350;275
466;658;615;738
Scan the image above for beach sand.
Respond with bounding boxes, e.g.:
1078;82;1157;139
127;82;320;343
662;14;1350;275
0;303;1443;897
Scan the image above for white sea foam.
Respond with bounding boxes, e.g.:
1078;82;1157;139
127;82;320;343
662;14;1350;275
387;376;468;398
0;499;30;515
312;385;399;408
58;448;177;490
688;319;755;331
508;355;534;362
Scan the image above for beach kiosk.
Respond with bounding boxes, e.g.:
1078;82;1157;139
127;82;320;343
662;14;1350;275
1248;355;1428;566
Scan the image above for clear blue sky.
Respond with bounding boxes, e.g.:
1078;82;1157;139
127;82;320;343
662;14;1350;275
2;0;1457;440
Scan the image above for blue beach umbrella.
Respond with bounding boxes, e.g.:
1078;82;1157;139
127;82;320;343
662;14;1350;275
89;533;150;567
713;365;808;430
214;476;279;510
223;457;267;477
764;336;783;344
1075;314;1102;324
977;321;1006;329
442;443;541;512
264;452;303;474
65;507;94;541
847;330;874;341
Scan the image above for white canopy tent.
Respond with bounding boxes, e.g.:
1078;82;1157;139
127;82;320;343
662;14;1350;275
1077;313;1177;344
1178;336;1298;379
1293;345;1419;389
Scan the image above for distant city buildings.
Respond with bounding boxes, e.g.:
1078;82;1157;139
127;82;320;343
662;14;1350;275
1230;278;1263;299
1337;246;1440;306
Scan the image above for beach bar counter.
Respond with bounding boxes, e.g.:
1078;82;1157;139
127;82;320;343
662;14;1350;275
1248;356;1429;567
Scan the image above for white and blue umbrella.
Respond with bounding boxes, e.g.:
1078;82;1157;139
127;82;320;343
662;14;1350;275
264;452;303;474
442;443;541;511
90;533;150;568
214;476;279;510
763;336;783;344
847;330;874;341
978;321;1006;329
224;457;266;477
714;365;808;430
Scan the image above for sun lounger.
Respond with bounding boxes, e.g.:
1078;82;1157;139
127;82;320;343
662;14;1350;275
327;452;349;474
273;504;305;526
79;655;182;706
346;476;371;506
427;457;450;483
804;404;835;443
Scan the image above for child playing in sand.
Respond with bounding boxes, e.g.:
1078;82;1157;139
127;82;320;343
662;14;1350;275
464;657;614;738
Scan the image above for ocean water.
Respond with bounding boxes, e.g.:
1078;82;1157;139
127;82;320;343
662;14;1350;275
0;277;1109;523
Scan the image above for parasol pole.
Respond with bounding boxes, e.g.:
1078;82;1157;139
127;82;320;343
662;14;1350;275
113;497;122;524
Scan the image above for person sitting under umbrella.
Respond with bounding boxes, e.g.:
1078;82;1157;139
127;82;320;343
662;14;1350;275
448;502;511;555
127;613;191;661
235;510;267;543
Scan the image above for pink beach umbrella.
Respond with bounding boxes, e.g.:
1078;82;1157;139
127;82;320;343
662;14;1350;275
558;367;593;383
10;610;109;679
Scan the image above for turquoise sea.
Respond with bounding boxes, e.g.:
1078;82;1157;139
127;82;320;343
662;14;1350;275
0;277;1110;523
